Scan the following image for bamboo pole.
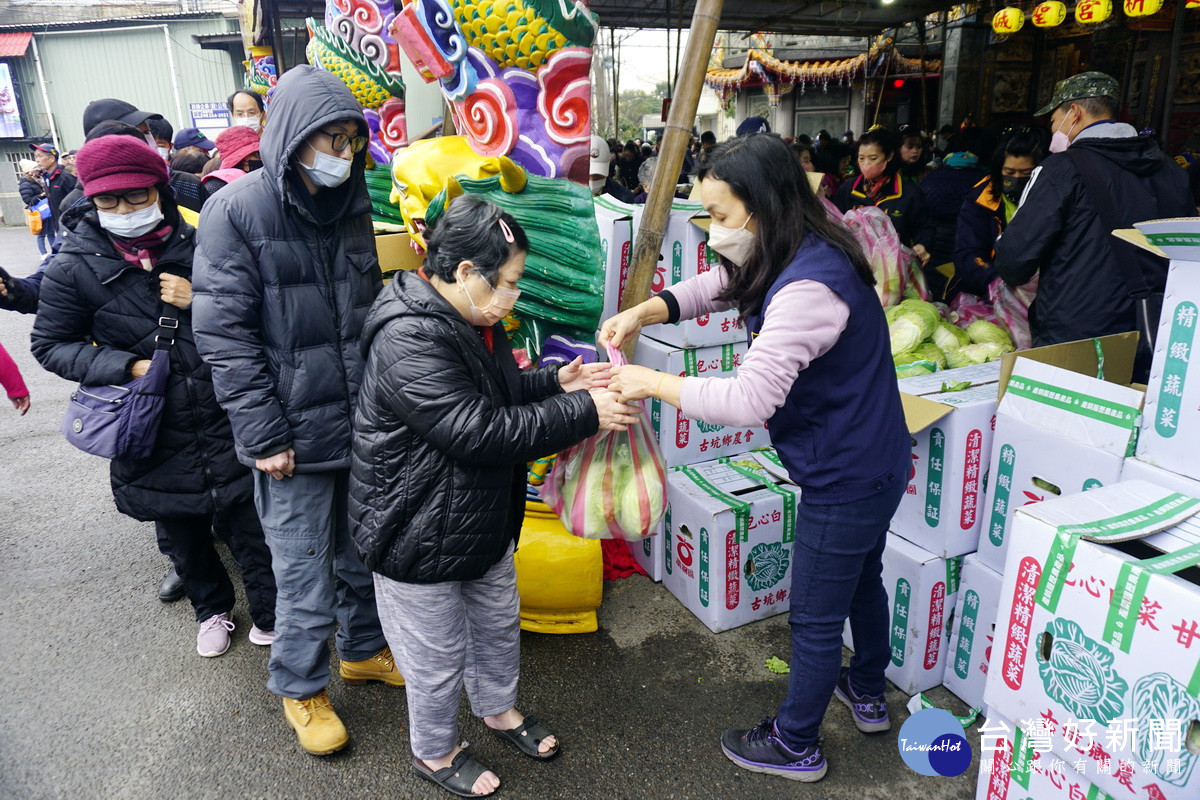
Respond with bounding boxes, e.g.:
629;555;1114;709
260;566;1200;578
621;0;725;356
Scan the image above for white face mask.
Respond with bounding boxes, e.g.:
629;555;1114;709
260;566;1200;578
301;144;353;188
707;214;755;267
233;115;261;129
589;176;607;195
157;146;171;161
97;203;164;239
461;273;521;327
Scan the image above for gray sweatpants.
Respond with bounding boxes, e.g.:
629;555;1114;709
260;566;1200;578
373;547;520;760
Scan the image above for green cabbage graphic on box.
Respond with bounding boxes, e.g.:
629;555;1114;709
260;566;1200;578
745;542;789;592
1036;618;1127;723
1133;672;1200;787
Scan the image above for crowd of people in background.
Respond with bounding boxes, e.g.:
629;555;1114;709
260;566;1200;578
592;70;1199;360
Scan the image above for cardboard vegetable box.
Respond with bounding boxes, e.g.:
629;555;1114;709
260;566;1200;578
595;195;636;324
661;456;799;632
1136;256;1200;482
842;533;962;695
633;334;767;468
895;362;1004;558
982;480;1200;800
945;553;1004;711
977;339;1143;574
629;200;745;348
628;448;789;583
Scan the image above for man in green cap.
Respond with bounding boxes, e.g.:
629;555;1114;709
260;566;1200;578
993;71;1192;379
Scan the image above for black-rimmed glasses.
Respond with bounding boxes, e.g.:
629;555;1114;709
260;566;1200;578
92;188;152;210
313;130;368;154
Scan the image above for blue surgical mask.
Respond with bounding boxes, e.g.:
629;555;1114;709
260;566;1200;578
301;144;352;189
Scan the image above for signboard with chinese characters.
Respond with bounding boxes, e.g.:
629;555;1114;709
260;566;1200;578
1137;259;1200;481
190;101;231;145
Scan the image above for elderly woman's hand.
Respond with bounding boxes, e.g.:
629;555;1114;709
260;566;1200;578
130;359;152;379
558;356;611;393
159;274;192;309
588;388;640;432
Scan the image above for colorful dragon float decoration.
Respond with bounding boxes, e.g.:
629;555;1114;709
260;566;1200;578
302;0;605;356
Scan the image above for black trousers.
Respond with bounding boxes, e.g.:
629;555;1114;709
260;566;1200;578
156;499;276;629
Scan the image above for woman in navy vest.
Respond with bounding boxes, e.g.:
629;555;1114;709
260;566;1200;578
603;133;910;783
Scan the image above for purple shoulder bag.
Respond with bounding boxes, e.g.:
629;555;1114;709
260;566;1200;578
61;307;177;461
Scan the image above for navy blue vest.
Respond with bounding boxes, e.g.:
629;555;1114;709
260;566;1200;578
746;235;910;505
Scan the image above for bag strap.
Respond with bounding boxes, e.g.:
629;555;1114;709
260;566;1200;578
1064;147;1157;297
154;303;179;352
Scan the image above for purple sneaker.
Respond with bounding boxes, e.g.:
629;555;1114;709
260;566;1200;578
720;718;827;782
834;667;891;733
196;613;235;658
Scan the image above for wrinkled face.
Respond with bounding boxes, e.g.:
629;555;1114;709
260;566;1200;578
34;150;56;170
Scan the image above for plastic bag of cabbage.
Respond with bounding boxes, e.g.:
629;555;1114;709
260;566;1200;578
887;299;1015;377
540;348;668;540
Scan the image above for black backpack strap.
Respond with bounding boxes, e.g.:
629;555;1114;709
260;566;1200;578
155;302;179;351
1064;147;1157;297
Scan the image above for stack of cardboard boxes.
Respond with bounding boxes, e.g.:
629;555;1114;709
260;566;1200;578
595;197;795;632
970;223;1200;800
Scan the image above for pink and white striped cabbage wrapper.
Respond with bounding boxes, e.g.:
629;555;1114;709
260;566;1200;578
540;346;668;540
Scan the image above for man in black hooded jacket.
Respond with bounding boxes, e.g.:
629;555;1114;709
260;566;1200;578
994;72;1194;349
193;65;399;758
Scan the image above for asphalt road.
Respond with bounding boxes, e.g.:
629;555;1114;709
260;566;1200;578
0;223;981;799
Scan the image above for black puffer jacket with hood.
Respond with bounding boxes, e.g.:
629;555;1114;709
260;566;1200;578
192;65;382;471
30;209;251;521
994;128;1194;345
349;271;599;583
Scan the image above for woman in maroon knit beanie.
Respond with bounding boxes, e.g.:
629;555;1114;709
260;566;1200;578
30;134;278;661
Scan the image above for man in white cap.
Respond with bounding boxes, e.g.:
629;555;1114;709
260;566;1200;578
588;135;634;203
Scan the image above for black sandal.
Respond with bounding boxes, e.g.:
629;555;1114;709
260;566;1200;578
412;748;497;798
490;715;560;761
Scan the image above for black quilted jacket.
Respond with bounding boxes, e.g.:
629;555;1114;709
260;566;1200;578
30;213;251;522
349;271;599;583
192;66;381;471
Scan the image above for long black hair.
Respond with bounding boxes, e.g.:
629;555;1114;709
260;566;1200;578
424;195;528;284
696;133;873;318
986;126;1051;203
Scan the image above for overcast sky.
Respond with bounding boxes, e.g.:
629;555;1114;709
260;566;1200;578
608;28;690;93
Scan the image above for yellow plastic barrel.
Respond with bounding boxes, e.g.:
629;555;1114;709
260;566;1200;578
514;500;602;634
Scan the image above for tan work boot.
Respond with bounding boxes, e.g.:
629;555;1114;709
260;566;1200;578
282;690;349;756
339;646;406;687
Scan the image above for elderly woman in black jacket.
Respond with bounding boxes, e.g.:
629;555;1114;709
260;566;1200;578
30;135;276;659
350;196;636;798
